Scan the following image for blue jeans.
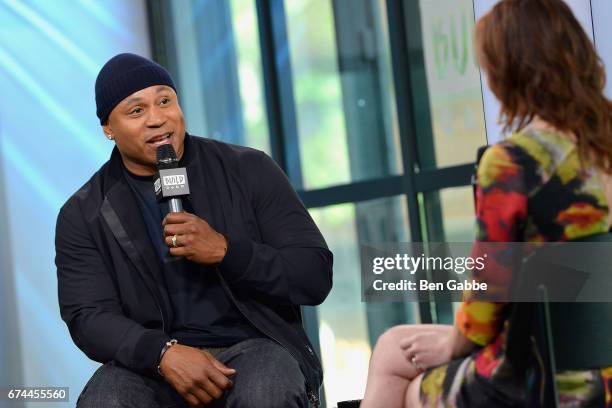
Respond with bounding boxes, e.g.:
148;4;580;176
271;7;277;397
77;338;309;408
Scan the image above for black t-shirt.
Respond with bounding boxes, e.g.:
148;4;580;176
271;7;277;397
123;168;259;347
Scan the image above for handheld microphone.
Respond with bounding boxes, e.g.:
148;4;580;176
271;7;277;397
154;144;190;213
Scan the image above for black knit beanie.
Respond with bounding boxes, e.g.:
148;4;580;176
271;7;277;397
95;53;176;124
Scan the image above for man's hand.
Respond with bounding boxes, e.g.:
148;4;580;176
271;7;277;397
159;344;235;406
163;212;227;264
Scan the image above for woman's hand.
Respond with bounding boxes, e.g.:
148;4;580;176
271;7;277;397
399;326;478;372
399;326;454;372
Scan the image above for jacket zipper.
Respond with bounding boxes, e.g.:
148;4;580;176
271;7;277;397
156;296;166;333
215;267;320;407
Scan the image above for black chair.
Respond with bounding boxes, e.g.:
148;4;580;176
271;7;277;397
336;400;361;408
507;233;612;407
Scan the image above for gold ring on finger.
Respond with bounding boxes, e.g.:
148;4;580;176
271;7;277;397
411;355;424;372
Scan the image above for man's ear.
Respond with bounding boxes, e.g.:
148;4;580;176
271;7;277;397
102;122;113;139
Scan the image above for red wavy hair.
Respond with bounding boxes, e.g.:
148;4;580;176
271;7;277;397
476;0;612;172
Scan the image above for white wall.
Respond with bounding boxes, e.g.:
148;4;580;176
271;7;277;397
0;1;151;406
591;0;612;98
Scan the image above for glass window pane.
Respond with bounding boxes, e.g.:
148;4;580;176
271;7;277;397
424;187;476;322
285;0;403;189
168;1;270;153
418;0;487;168
311;195;414;405
438;186;476;242
230;0;270;152
311;203;368;404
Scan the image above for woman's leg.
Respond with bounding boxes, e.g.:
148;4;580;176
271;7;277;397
361;324;450;408
405;373;423;408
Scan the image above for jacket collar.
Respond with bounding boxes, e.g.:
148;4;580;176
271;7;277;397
100;130;209;276
99;134;198;326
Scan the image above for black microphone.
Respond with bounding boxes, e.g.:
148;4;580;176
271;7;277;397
154;144;190;213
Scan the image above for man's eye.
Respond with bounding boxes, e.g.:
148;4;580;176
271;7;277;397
160;97;170;105
130;107;143;114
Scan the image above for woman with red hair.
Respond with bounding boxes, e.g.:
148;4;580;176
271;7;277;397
362;0;612;406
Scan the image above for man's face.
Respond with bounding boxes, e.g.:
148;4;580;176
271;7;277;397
103;85;185;176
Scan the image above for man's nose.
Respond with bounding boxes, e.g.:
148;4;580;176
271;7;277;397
146;105;166;127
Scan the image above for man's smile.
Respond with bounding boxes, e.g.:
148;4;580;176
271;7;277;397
146;131;174;148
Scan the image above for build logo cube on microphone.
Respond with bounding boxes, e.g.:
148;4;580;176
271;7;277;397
154;168;190;198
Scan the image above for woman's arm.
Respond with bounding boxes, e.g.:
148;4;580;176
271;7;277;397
450;326;478;358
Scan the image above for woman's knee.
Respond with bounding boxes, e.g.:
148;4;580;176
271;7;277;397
370;326;412;373
371;325;444;377
374;325;423;353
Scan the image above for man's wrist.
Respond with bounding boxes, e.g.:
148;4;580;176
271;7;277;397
157;339;178;376
216;232;228;264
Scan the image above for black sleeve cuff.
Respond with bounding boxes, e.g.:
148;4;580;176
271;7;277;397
133;330;171;377
218;233;253;282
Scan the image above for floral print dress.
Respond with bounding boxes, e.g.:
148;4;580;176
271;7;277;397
420;127;612;407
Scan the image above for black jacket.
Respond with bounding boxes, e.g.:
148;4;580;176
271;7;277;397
55;134;333;405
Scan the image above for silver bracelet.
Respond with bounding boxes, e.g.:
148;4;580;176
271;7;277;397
157;339;178;376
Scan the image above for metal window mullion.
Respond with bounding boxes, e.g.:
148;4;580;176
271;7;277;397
385;0;434;324
255;4;323;406
255;0;303;190
145;0;179;81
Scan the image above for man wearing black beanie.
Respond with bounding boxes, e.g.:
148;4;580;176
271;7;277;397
55;53;333;407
